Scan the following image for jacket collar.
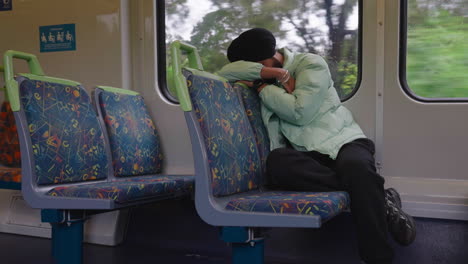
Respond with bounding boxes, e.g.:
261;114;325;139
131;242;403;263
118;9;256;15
279;48;294;70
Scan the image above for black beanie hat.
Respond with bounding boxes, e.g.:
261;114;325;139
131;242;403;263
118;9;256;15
227;28;276;62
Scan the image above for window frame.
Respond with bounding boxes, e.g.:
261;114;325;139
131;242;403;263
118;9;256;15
399;0;468;103
340;0;363;102
157;0;363;103
156;0;178;104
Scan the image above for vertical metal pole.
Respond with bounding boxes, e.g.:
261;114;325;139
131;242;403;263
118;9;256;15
375;0;386;175
120;0;132;90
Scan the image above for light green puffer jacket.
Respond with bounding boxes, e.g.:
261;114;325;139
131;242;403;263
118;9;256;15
217;48;366;159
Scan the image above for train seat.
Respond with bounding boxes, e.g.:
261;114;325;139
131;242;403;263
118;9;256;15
225;191;349;222
171;41;350;263
0;102;21;168
3;50;192;264
0;103;22;188
183;67;349;222
0;166;21;189
233;83;270;176
45;176;189;203
45;86;195;203
93;86;193;193
227;83;349;220
0;66;22;190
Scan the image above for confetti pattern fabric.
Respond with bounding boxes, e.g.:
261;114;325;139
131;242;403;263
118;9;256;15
225;191;350;222
46;175;191;203
113;175;194;193
19;79;108;185
97;90;163;177
0;166;21;183
233;83;270;175
0;101;21;167
186;71;261;197
185;71;350;220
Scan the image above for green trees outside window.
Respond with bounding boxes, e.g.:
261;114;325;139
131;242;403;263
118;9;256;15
404;0;468;99
165;0;360;100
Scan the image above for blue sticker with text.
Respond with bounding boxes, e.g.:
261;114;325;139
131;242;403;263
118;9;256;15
0;0;12;11
39;24;76;53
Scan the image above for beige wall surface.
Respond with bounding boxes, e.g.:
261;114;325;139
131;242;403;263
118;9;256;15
0;0;122;90
382;0;468;220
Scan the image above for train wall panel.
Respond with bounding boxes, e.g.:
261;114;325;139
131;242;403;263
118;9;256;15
0;0;122;90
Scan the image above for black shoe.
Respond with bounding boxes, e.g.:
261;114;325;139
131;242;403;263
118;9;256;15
385;188;402;208
385;188;416;246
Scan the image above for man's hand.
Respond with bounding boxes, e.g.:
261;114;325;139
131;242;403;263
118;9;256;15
275;68;295;94
282;76;295;94
260;67;296;94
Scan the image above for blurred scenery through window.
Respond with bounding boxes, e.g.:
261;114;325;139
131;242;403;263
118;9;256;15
165;0;360;100
405;0;468;98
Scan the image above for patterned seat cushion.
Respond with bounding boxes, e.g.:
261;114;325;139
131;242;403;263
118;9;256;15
46;175;193;204
185;71;261;197
19;79;108;185
97;90;163;177
233;83;270;174
114;175;194;192
0;101;21;167
0;166;22;183
225;191;350;222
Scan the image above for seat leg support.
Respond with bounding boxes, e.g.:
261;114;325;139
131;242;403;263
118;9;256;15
51;220;84;264
220;227;265;264
232;239;265;264
42;209;86;264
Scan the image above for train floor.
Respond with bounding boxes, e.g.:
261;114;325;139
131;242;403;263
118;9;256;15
0;199;467;264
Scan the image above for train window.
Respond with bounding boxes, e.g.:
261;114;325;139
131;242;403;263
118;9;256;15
400;0;468;101
160;0;362;102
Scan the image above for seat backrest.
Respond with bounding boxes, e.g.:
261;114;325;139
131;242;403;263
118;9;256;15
184;69;262;197
16;75;109;185
0;64;21;167
233;83;270;175
0;100;21;168
95;86;163;177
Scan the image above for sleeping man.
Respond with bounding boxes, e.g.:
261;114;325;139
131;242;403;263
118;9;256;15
217;28;416;264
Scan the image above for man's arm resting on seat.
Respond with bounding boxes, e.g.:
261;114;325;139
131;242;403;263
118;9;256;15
218;61;288;82
217;61;264;82
218;61;293;92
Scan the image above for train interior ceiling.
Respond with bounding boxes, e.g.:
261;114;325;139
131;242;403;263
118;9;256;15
0;0;467;264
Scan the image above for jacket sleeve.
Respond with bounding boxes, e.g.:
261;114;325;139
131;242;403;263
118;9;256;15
217;61;264;82
258;56;331;126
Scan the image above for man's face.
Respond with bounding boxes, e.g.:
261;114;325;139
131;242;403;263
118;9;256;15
258;52;282;68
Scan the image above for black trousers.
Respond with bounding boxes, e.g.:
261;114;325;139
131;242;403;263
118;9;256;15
266;138;393;264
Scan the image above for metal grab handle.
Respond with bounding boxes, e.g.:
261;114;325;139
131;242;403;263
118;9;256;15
170;41;203;111
3;50;45;111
